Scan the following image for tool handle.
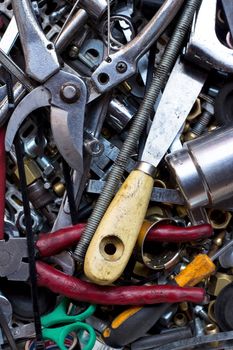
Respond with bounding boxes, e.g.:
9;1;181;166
37;223;85;257
12;0;59;82
37;261;205;305
147;223;213;242
84;169;154;285
102;304;170;347
175;254;216;287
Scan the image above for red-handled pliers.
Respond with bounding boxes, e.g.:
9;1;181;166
0;223;207;305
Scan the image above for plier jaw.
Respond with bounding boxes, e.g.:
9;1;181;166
5;70;87;171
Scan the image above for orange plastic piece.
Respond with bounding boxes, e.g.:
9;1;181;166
175;254;216;287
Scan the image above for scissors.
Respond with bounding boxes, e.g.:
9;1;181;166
41;298;96;350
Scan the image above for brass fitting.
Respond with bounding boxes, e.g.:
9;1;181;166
208;300;217;323
14;158;42;186
208;231;225;258
207;272;233;296
174;313;188;327
137;219;181;270
53;182;65;197
187;98;202;121
146;206;166;221
207;209;232;230
204;323;219;347
184;131;197;141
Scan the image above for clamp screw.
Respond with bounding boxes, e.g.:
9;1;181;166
60;83;80;103
116;61;127;73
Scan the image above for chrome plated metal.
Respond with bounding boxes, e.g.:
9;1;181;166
79;0;108;21
12;0;59;82
185;0;233;72
107;98;136;132
55;9;88;52
167;126;233;208
91;0;185;93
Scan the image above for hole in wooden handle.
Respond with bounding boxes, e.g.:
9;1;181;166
99;235;124;261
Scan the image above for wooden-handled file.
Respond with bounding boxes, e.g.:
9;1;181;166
84;59;207;285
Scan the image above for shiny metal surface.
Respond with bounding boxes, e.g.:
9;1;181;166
12;0;59;82
79;0;107;21
141;59;206;167
185;0;233;72
91;0;185;93
108;98;136;132
136;161;157;177
55;9;88;52
5;70;87;171
167;126;233;208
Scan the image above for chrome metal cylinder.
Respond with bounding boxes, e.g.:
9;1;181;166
79;0;107;21
166;127;233;208
55;9;88;53
107;98;136;132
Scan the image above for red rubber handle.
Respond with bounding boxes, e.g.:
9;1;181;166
147;224;212;243
36;261;205;305
36;223;85;257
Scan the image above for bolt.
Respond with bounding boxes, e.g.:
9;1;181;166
194;305;210;323
116;61;127;73
60;83;80;103
191;101;214;137
68;45;79;59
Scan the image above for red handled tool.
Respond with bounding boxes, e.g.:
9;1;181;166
0;223;206;305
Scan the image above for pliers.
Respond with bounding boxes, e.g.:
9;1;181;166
0;222;206;305
4;0;184;173
5;0;87;172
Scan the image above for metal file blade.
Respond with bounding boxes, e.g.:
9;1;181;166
141;58;207;167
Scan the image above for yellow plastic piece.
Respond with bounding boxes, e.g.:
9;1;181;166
84;169;154;285
175;254;216;287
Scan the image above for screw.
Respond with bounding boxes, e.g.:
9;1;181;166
60;83;80;103
116;61;127;73
68;45;79;59
194;305;210;323
191;102;214;137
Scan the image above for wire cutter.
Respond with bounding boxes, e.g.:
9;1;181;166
41;298;96;350
0;222;205;304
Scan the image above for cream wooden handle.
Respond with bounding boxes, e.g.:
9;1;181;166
84;169;154;285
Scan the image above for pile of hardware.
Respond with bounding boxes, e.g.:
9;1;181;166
1;0;233;349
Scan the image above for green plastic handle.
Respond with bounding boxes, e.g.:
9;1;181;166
41;299;96;350
41;298;96;327
42;322;96;350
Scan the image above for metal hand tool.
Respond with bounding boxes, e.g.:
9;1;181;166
0;223;85;281
91;0;184;93
37;260;205;305
4;0;182;155
84;58;207;285
41;298;96;350
185;0;233;72
0;222;206;304
4;0;87;172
